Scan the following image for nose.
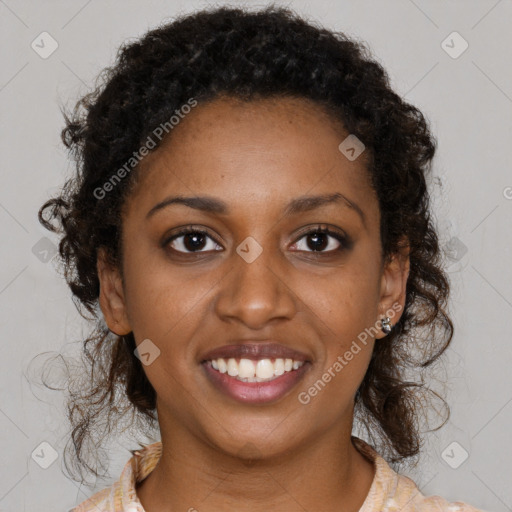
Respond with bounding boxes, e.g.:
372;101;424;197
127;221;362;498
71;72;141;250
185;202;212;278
213;243;297;330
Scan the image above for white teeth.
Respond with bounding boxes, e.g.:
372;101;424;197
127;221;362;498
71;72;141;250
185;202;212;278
256;359;274;379
274;358;285;376
217;358;227;373
238;358;256;378
227;358;239;377
208;357;305;381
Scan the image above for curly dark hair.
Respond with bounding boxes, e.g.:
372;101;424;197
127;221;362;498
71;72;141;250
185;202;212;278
37;4;452;482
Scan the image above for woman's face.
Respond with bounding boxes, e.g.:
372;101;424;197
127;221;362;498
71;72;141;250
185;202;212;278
98;95;409;458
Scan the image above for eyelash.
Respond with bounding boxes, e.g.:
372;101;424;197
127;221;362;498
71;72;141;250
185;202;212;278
163;225;351;256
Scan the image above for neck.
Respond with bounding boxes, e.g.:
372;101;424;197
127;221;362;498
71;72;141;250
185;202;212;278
137;410;374;512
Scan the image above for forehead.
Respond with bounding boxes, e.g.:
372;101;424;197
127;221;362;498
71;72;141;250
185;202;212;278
126;95;377;220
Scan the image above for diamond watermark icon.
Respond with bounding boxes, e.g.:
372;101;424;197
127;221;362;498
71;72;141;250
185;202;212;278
441;31;468;59
236;236;263;263
443;235;469;274
134;338;161;366
441;441;469;469
338;134;365;161
444;236;468;265
31;31;59;59
31;441;58;469
32;236;58;263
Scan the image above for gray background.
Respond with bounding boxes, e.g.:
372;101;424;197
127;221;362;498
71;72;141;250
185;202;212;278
1;1;511;511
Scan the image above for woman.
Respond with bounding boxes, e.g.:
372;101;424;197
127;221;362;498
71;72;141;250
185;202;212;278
39;5;483;511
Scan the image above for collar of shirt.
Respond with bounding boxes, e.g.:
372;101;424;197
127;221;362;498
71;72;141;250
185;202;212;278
73;437;479;512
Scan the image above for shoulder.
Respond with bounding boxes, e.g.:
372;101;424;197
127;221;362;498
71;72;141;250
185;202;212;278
352;437;486;512
70;441;162;512
390;473;486;512
69;487;111;511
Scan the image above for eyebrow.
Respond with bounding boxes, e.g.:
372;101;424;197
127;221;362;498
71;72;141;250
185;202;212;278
146;192;366;225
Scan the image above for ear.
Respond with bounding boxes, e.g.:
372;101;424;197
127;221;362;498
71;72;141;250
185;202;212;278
97;247;132;336
375;237;410;340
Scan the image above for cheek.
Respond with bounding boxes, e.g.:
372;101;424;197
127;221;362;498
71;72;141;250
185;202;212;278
122;247;217;341
295;259;379;393
121;261;209;403
299;264;381;339
296;273;377;414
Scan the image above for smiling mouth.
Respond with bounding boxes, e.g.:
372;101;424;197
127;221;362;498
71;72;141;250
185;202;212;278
201;357;311;404
205;357;306;382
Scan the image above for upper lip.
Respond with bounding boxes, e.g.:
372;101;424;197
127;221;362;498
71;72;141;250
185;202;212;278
200;341;310;362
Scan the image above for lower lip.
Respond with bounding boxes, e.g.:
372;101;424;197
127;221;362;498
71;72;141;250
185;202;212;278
202;361;311;404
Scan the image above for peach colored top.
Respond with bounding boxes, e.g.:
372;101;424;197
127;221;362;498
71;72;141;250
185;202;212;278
71;438;484;512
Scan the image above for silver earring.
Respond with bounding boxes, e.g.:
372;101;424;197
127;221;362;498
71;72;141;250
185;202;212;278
380;316;392;335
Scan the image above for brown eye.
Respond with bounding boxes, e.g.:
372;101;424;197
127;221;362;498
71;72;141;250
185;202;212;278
291;227;350;253
166;229;223;254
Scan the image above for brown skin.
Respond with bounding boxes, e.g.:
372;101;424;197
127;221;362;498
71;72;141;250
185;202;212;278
97;96;410;512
